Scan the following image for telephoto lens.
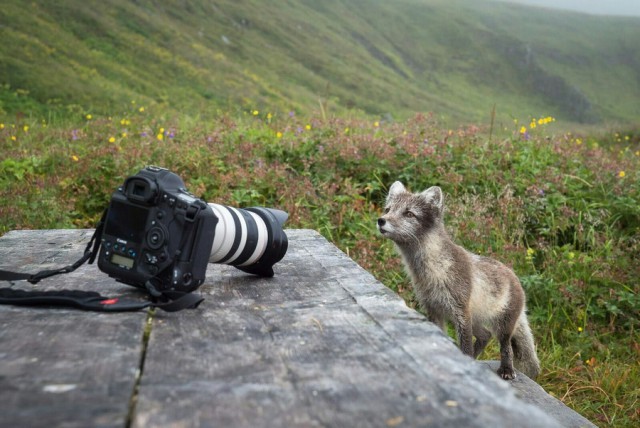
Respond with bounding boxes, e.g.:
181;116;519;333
208;203;288;277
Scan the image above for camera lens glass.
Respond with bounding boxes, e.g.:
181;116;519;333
208;203;288;276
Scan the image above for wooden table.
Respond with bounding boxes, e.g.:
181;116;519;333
0;229;574;427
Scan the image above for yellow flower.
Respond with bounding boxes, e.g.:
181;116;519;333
578;327;583;333
23;125;29;132
374;121;380;128
159;127;165;134
122;132;127;138
519;126;527;134
139;107;145;113
575;138;583;145
0;123;4;129
344;127;350;134
157;133;164;141
618;171;626;178
635;151;639;156
11;135;16;141
71;155;79;162
108;136;116;143
529;121;537;129
267;113;273;120
276;131;283;138
86;114;92;120
252;110;259;116
305;124;311;130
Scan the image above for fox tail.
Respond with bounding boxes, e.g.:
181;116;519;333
511;313;541;379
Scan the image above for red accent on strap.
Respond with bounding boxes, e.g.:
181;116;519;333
100;298;119;305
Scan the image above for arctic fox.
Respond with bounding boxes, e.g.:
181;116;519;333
377;181;540;380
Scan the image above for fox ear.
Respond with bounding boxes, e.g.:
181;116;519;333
388;181;406;199
421;186;444;212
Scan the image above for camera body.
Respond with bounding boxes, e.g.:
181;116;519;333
98;166;216;292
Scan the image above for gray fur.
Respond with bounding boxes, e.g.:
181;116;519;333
377;181;540;380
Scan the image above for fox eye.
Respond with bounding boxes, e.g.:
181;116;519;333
404;210;416;218
383;207;390;214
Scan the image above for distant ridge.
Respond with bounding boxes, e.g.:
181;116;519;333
1;0;639;125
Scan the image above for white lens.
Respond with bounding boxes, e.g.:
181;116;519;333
220;206;248;264
208;203;270;266
208;204;235;263
239;211;268;266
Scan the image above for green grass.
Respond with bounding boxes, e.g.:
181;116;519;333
1;108;638;426
1;0;639;126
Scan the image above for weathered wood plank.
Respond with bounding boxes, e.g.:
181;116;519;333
0;230;148;428
133;229;561;427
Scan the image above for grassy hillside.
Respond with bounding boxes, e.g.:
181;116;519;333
1;0;639;125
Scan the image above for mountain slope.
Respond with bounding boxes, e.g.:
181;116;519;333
1;0;639;125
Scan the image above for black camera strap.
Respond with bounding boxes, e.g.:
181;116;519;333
0;211;203;313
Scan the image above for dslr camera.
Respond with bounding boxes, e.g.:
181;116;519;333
98;166;288;293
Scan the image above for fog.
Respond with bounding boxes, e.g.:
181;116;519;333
497;0;640;17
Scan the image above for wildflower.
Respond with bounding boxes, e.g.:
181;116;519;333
11;135;16;141
139;107;145;113
618;171;625;178
276;131;283;138
577;327;583;333
23;125;29;132
567;251;575;260
159;127;165;134
519;126;527;134
252;110;259;116
305;124;311;130
122;132;127;138
525;248;535;262
71;155;79;162
635;151;639;156
529;121;536;129
267;113;272;121
71;130;79;140
157;133;164;141
289;111;295;118
344;127;350;134
108;136;116;143
575;138;583;145
0;123;4;129
374;121;380;128
86;114;92;120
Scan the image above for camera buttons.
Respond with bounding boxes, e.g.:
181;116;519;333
147;227;165;250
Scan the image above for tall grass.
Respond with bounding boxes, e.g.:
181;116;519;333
1;108;638;426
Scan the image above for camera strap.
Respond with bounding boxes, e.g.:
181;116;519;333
0;210;203;313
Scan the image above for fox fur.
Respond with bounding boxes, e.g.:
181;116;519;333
377;181;540;380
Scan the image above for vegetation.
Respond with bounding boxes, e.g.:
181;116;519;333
1;0;639;426
1;108;638;426
1;0;640;126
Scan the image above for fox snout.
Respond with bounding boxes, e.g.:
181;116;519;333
377;216;392;236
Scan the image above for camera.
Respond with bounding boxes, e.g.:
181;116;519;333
98;166;288;293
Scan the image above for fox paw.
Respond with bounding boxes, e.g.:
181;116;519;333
497;367;517;380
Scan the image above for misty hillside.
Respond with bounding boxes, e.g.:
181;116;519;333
1;0;639;125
